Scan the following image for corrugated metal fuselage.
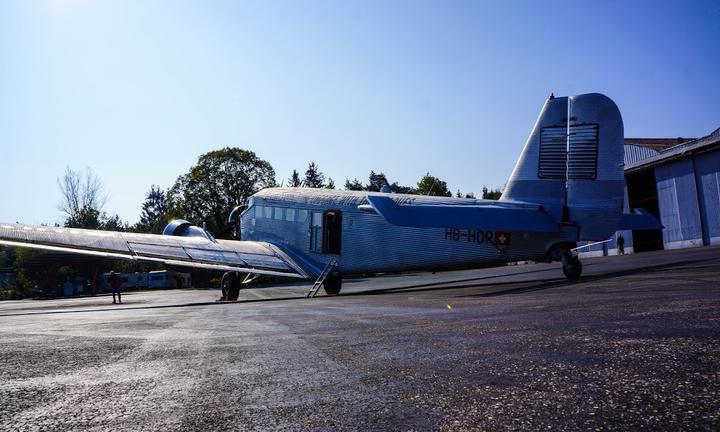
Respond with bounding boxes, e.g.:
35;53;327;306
241;188;573;277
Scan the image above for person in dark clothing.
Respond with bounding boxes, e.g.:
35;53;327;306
110;271;122;304
617;234;625;255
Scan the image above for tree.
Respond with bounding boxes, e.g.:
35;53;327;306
64;205;102;229
289;170;302;187
168;148;276;239
136;185;168;233
303;161;326;188
389;183;417;194
456;190;476;199
343;171;416;194
101;214;127;232
57;167;108;228
416;173;451;196
326;178;336;189
344;178;364;191
367;171;389;192
482;186;502;200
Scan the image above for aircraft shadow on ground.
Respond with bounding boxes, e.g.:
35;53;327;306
3;256;717;317
458;257;720;298
0;295;302;317
342;256;720;299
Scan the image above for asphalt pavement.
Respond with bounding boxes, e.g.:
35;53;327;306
1;246;719;431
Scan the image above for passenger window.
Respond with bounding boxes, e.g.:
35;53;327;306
263;206;272;219
297;209;308;223
255;206;264;218
310;211;323;252
312;212;323;227
286;208;295;222
274;207;284;220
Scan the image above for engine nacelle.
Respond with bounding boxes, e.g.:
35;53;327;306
162;219;214;241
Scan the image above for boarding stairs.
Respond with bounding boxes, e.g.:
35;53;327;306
306;259;337;298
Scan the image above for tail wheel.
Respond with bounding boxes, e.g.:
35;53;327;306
562;254;582;280
221;272;242;301
323;273;342;296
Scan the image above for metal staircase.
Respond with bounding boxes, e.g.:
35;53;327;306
306;259;336;298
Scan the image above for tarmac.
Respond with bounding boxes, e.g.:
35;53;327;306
1;246;719;431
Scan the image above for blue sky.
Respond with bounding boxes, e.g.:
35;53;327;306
1;0;719;225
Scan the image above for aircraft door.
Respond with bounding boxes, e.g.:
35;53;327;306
323;210;342;255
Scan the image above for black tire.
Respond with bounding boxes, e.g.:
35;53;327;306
323;273;342;296
221;272;242;301
562;256;582;280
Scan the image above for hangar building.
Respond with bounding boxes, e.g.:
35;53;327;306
580;127;720;256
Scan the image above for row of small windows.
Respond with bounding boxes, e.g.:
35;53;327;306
254;205;310;223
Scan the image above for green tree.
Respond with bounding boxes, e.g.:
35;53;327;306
416;173;451;196
289;169;302;187
136;185;168;233
168;148;276;239
388;183;417;194
367;171;389;192
343;171;416;194
303;161;325;188
100;214;128;232
344;178;364;191
65;205;101;229
326;178;336;189
482;186;502;200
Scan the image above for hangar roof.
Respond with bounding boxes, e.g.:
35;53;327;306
625;127;720;173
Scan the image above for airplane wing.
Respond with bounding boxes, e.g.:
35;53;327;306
0;223;310;279
366;195;560;232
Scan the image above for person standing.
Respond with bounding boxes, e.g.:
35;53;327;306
617;234;625;255
110;271;122;304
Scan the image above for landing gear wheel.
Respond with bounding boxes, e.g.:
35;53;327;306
221;272;242;301
562;254;582;280
323;272;342;296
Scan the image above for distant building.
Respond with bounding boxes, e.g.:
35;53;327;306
580;128;720;256
100;270;191;291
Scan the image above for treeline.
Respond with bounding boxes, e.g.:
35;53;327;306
0;147;502;299
56;150;502;238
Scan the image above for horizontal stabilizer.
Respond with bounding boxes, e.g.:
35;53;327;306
618;209;663;230
366;196;560;232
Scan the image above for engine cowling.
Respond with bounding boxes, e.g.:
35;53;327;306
162;219;214;240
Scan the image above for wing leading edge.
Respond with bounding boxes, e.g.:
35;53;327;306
366;195;560;232
0;223;309;279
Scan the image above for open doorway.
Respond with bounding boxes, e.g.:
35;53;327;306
626;170;664;252
323;210;342;255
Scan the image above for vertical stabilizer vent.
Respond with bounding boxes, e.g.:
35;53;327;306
538;124;598;180
538;126;568;179
567;124;599;180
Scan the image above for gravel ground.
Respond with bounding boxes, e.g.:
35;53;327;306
1;246;719;431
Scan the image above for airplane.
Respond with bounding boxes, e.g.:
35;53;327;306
0;93;661;300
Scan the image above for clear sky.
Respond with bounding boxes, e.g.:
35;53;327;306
1;0;719;226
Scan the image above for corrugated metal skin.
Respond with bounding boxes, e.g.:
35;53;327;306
655;159;704;249
243;190;578;276
0;223;304;276
695;148;720;244
624;144;659;165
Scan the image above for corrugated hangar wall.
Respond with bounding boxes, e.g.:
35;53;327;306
695;150;720;245
579;128;720;257
655;159;704;249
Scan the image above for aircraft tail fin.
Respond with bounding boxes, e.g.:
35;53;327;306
501;93;625;240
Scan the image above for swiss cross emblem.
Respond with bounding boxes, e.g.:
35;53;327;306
495;231;512;246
